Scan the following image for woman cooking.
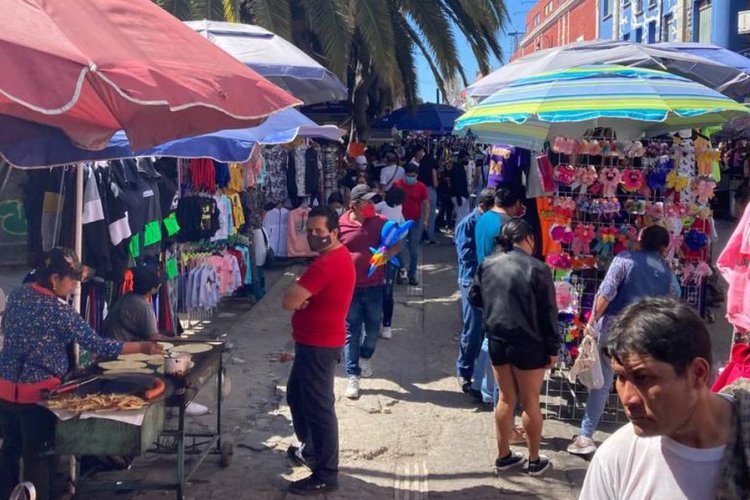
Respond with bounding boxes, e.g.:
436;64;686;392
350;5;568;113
0;248;163;499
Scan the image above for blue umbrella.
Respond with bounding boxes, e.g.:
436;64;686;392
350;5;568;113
372;103;464;134
0;108;343;168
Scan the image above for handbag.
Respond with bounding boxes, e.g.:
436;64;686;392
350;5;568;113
568;335;605;389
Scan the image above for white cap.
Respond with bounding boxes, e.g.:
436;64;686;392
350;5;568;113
355;155;367;165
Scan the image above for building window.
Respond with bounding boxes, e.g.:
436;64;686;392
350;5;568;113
633;0;643;13
661;13;673;41
647;21;656;43
623;33;631;41
601;0;610;17
648;0;657;7
533;13;541;26
545;1;554;15
697;2;712;43
635;27;643;42
623;0;631;6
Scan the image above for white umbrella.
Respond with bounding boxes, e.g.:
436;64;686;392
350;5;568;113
467;40;750;102
186;20;348;105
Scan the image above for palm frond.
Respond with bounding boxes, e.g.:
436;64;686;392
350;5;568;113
353;0;397;87
222;0;241;22
243;0;292;39
153;0;193;20
303;0;353;79
400;17;447;104
401;0;460;80
391;13;418;107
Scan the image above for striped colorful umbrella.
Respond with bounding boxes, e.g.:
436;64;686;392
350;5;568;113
454;65;750;150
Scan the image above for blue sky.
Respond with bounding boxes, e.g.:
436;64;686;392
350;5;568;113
416;1;536;101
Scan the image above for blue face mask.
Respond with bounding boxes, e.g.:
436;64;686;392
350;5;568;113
405;176;417;186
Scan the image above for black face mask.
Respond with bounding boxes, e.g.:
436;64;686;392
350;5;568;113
307;233;332;253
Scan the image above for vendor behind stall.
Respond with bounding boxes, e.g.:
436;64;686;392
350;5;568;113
103;266;173;342
0;248;162;500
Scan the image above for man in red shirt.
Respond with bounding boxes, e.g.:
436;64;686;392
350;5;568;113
339;184;400;399
393;163;430;286
282;206;356;495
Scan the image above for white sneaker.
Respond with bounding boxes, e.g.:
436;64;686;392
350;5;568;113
345;376;360;399
381;327;392;339
359;357;373;378
185;402;209;416
567;435;597;455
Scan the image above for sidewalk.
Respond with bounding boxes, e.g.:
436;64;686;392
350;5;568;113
103;238;613;499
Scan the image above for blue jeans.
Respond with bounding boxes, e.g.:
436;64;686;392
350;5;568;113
344;286;384;376
471;338;498;405
253;265;266;300
382;264;398;327
580;353;615;438
456;284;484;381
405;220;421;279
427;187;437;241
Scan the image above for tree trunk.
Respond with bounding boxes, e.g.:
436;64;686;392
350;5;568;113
352;63;378;142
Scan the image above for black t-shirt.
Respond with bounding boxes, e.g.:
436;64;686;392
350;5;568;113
418;155;438;188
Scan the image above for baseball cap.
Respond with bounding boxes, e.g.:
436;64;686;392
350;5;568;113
350;184;378;202
355;155;367;165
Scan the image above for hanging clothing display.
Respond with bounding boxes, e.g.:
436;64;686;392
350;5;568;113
263;145;289;204
263;207;289;257
286;206;315;257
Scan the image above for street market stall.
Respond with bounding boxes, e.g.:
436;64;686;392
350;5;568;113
455;64;750;422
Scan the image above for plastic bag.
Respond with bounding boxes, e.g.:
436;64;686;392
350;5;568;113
568;335;604;390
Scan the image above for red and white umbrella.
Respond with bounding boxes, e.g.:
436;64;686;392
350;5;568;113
0;0;301;151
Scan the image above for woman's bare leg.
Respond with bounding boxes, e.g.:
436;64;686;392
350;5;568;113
491;364;518;458
512;367;546;461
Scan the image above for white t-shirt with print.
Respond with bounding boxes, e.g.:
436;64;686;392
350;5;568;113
580;422;725;500
375;201;405;223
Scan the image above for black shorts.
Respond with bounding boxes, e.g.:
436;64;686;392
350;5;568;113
488;338;549;370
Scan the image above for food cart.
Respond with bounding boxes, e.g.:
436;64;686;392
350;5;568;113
44;340;231;500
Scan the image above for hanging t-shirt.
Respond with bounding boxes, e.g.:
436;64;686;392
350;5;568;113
286;207;316;257
263;207;289;257
486;144;522;188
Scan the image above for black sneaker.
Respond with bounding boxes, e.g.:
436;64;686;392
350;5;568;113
526;455;551;476
288;475;339;496
408;277;419;286
287;445;314;471
457;376;472;393
495;452;524;471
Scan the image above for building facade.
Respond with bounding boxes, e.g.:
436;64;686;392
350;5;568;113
512;0;599;61
599;0;746;50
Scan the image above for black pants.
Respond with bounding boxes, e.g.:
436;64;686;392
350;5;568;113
286;343;340;484
0;399;58;499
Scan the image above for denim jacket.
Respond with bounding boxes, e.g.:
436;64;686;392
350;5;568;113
455;209;481;287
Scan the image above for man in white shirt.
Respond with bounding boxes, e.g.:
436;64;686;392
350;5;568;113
580;297;734;500
379;152;405;192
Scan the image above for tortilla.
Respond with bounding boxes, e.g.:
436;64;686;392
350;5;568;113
171;343;213;354
117;353;153;362
47;393;146;412
208;341;223;346
98;360;147;370
145;355;165;365
102;367;156;375
157;342;174;351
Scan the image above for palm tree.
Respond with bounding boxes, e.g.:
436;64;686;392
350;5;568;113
156;0;507;139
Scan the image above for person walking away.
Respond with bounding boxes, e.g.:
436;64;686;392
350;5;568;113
282;207;356;495
415;147;438;245
580;297;745;499
339;185;400;399
379;152;405;192
568;225;677;456
455;188;496;391
450;152;471;227
376;188;406;340
393;164;429;287
473;219;560;475
435;162;454;232
472;184;526;405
